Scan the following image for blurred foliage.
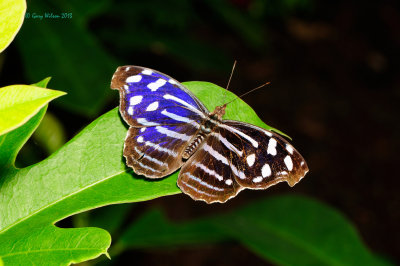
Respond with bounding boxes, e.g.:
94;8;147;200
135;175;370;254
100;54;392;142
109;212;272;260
17;0;117;117
15;0;312;117
33;112;66;154
87;195;388;266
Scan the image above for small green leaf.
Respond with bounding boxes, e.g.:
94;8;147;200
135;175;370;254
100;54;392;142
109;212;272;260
0;84;66;136
0;0;26;53
32;77;51;88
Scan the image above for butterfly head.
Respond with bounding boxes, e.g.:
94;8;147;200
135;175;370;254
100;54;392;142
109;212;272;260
210;104;227;120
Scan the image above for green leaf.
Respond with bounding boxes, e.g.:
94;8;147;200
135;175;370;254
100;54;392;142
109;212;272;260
32;76;51;88
219;195;388;266
0;107;47;175
118;196;389;266
0;81;287;264
0;83;66;136
17;1;118;116
0;226;110;265
0;0;26;53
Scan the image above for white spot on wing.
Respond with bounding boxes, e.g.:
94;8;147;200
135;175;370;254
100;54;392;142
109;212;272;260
137;136;144;143
253;176;263;183
168;78;178;85
195;162;223;181
163;94;205;117
140;128;146;132
203;144;229;165
219;124;259;148
146;101;159;111
286;144;294;154
130;96;143;105
156;126;191;141
143;154;166;166
126;75;142;83
137;118;159;126
127;106;133;115
145;141;177;156
147;78;167;91
284;155;293;171
212;133;243;157
142;69;153;75
267;138;277;156
262;164;271;177
265;131;272;137
137;160;161;173
246;153;256;167
225;179;233;185
161;109;199;127
185;173;224;192
202;143;245;179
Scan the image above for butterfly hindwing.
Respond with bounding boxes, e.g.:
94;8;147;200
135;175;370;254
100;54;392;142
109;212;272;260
177;131;242;203
220;120;309;188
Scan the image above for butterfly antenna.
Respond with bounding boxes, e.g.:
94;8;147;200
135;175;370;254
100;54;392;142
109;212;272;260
223;60;237;104
225;81;271;105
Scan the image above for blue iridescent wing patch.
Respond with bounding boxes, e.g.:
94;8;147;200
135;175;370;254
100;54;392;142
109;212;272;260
111;66;208;127
111;66;208;178
111;66;309;203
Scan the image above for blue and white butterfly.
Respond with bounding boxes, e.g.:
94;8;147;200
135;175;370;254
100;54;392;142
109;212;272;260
111;66;308;203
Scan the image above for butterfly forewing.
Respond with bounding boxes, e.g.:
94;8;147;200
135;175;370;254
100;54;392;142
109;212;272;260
220;120;309;188
111;65;208;127
111;66;208;178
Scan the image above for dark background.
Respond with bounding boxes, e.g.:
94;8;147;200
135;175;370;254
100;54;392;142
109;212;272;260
1;0;398;264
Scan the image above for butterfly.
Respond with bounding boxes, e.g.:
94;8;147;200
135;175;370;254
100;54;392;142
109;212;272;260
111;66;309;203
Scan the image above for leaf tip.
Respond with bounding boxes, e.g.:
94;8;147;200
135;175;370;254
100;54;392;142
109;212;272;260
104;251;111;260
32;77;52;88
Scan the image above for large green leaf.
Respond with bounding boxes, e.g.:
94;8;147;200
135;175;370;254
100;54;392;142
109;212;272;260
219;196;388;266
1;82;285;265
0;0;26;53
0;83;65;136
16;0;117;116
117;196;389;266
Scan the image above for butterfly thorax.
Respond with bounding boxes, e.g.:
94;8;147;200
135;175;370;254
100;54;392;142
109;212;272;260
182;104;227;160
